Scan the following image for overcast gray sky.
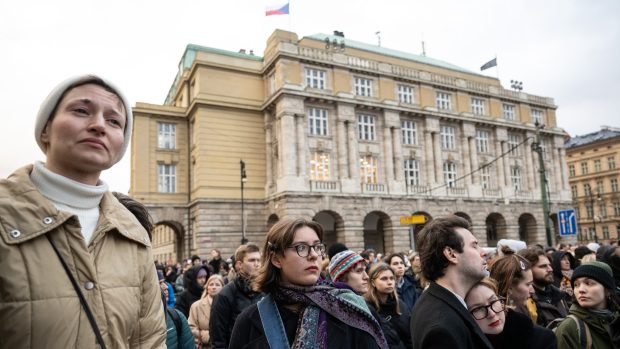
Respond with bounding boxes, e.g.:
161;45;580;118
1;0;618;192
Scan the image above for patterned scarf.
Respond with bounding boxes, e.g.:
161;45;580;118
273;281;388;349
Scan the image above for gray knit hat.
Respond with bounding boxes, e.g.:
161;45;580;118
571;261;615;290
34;74;133;161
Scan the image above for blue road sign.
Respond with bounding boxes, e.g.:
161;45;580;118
558;209;578;236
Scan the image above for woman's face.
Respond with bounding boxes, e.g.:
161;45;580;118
466;285;506;335
574;277;607;310
560;255;571;271
389;256;406;278
41;84;126;184
509;269;535;304
412;256;421;269
344;262;369;294
207;279;223;297
372;269;395;295
272;226;323;286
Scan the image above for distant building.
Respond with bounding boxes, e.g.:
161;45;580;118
129;30;572;262
565;126;620;243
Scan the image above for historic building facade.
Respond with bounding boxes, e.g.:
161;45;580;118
129;30;572;262
566;127;620;244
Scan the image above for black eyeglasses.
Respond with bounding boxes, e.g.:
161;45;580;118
286;243;326;258
469;298;506;320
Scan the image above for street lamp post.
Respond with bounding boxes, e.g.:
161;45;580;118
532;122;553;247
240;160;248;245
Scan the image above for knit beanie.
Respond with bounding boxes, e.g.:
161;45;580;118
197;268;208;279
328;250;365;282
571;261;615;290
34;74;133;161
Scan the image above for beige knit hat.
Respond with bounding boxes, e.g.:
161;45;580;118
34;74;133;161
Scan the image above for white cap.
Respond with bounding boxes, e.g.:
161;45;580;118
497;239;527;257
587;242;601;253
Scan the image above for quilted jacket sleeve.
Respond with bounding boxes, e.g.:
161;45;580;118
136;251;167;348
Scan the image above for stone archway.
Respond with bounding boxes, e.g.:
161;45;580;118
363;211;394;253
518;213;537;246
267;214;279;231
313;210;344;251
485;213;507;247
152;220;184;264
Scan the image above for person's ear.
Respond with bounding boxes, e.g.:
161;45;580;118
40;122;51;146
443;246;458;264
271;253;283;269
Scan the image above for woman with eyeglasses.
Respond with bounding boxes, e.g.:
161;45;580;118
488;246;537;322
365;263;412;349
229;218;388;349
465;277;557;349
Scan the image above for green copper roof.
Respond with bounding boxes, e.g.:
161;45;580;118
305;33;481;76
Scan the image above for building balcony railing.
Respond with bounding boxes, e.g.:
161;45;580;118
515;190;532;199
310;180;339;192
407;185;430;195
361;183;386;194
482;188;501;197
447;187;467;196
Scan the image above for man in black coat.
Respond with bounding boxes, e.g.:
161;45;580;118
210;244;263;349
410;215;493;349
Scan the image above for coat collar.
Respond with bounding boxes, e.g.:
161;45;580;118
0;165;150;247
427;282;495;349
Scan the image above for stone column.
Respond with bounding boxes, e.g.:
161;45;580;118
469;137;479;184
502;141;510;187
393;126;404;181
264;112;273;190
280;114;297;177
337;120;349;178
553;147;562;193
433;132;442;184
461;135;471;188
424;130;435;185
383;126;394;181
559;147;569;190
347;121;359;182
296;113;307;178
525;133;536;190
495;139;505;189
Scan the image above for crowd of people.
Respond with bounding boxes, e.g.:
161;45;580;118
1;74;619;348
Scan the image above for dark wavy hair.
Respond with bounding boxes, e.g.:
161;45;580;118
417;215;470;282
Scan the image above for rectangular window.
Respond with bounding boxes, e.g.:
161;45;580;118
481;166;492;189
531;109;544;124
569;164;576;177
354;77;373;97
158;164;176;193
596;180;604;194
594;159;602;172
359;155;378;184
440;125;456;150
397;85;414;104
609;156;616;170
571;185;578;198
614;202;620;216
471;98;485;115
511;166;522;191
508;134;522;156
436;92;452;110
401;120;417;145
600;204;607;219
158;123;176;149
603;226;610;239
586;203;594;219
581;162;589;175
443;162;458;188
305;68;326;89
475;130;490;153
611;178;619;192
309;152;330;180
357;114;376;141
502;104;516;120
584;183;592;196
404;159;420;186
307;107;328;136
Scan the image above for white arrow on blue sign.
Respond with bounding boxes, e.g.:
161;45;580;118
557;209;578;236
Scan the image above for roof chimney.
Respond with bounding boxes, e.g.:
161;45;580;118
333;31;345;38
239;49;246;54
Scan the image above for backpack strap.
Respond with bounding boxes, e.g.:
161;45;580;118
568;315;591;349
167;307;183;346
257;295;290;349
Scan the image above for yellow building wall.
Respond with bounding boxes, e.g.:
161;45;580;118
379;76;395;101
489;98;502;119
333;68;351;95
419;85;435;108
196;66;264;108
456;92;469;113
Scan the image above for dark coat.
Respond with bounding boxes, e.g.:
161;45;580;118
229;301;381;349
410;282;494;349
397;273;418;314
532;284;570;327
174;265;210;318
486;309;557;349
209;275;263;349
367;296;412;349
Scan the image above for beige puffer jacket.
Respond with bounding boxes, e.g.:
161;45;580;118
0;165;166;348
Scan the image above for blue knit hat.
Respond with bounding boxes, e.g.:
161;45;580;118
571;261;615;290
328;250;365;282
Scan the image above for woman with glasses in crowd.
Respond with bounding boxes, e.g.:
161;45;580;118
554;261;620;348
229;218;388;349
365;263;412;349
465;277;557;349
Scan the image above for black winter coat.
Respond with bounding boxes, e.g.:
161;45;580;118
410;282;493;349
174;265;210;317
532;284;570;327
367;296;412;349
486;309;557;349
209;275;262;349
229;301;381;349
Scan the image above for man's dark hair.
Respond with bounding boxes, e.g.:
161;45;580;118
191;255;201;263
417;215;470;282
327;242;348;260
113;192;153;239
517;247;546;266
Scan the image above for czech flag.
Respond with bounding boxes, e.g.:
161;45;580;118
266;1;289;16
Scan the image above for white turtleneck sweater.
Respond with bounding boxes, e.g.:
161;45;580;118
30;161;108;244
